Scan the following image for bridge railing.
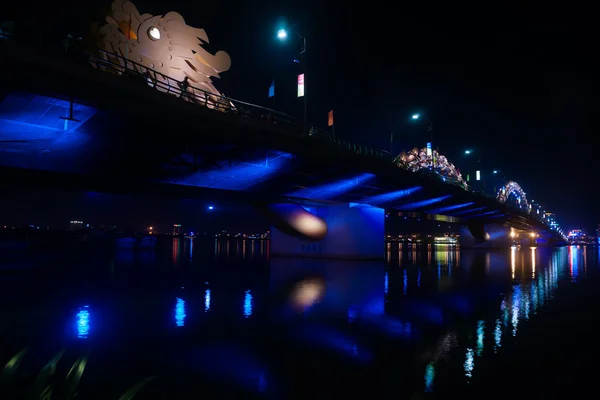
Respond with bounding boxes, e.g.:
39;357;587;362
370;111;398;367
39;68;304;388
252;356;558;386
86;49;397;159
84;49;480;188
6;43;551;215
86;48;301;128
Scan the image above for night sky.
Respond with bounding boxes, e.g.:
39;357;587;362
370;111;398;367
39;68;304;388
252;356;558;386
3;0;598;232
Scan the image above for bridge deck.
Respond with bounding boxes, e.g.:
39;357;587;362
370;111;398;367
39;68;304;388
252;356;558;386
0;43;558;238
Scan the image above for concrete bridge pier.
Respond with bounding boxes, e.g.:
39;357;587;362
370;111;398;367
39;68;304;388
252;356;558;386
459;222;513;249
254;203;384;260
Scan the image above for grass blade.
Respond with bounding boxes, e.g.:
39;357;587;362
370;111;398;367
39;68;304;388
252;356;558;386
1;347;29;385
117;376;156;400
28;349;65;400
64;356;88;400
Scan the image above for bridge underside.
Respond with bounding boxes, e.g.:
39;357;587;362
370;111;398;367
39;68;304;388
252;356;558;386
0;57;559;253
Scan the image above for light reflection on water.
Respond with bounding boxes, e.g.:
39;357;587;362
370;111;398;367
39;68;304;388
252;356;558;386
2;238;596;396
175;297;186;327
76;305;90;339
384;243;585;392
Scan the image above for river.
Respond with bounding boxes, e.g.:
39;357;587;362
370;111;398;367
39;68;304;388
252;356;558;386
0;238;597;398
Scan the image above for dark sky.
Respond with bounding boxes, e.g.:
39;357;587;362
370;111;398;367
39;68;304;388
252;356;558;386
4;0;598;232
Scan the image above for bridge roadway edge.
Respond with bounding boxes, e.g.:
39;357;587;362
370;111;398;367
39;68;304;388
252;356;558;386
0;44;561;248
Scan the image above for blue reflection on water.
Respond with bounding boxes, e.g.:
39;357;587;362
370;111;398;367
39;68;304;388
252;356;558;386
464;348;474;379
424;363;435;392
494;319;502;352
205;289;211;312
384;272;389;295
476;320;484;356
175;297;186;327
244;290;253;318
76;305;90;339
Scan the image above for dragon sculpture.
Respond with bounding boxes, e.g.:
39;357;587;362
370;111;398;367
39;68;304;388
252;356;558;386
497;181;528;210
88;0;232;110
394;147;468;189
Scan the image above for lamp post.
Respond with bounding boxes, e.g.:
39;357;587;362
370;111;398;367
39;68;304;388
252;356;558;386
411;113;434;167
411;113;433;147
277;28;307;135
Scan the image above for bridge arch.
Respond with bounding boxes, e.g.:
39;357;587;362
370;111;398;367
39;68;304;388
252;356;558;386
394;147;467;189
496;181;529;210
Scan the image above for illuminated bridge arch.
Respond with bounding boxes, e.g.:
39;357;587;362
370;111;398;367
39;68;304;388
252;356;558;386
394;147;467;189
497;181;529;210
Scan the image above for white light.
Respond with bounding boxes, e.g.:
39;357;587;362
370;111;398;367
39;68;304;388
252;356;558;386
412;114;420;120
148;27;161;41
277;29;287;39
476;170;481;181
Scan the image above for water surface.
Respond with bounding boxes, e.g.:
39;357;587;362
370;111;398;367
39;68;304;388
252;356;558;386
0;239;597;398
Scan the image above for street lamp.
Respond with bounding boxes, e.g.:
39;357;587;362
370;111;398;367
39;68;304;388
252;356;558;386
410;112;434;165
464;150;472;155
277;27;307;135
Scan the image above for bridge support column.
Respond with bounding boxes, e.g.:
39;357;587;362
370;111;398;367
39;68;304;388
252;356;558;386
459;223;513;248
265;203;384;260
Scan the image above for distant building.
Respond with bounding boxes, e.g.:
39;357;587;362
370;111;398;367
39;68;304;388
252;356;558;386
69;220;84;231
173;224;181;235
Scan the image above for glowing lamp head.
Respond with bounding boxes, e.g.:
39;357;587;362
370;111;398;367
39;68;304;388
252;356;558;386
208;206;214;210
464;150;471;155
277;29;288;40
147;27;161;41
411;113;420;120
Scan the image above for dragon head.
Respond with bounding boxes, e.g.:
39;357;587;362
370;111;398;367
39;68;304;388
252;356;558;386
93;0;231;100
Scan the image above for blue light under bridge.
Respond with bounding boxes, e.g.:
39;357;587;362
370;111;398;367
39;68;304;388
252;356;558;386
287;173;376;200
426;202;475;214
361;187;423;206
161;151;293;191
397;195;452;211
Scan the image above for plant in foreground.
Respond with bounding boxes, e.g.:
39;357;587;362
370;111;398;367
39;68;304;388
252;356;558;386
1;347;155;400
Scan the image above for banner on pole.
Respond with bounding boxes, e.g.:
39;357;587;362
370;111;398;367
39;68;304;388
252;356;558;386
268;80;275;98
297;74;305;97
328;110;334;126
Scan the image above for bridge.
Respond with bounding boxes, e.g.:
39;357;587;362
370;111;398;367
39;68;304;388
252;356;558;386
0;1;566;259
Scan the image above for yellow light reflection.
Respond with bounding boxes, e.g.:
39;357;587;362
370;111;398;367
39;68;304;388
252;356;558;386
531;247;536;279
291;277;325;312
511;246;516;280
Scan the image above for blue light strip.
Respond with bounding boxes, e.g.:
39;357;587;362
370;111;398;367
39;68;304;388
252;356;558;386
287;173;375;200
397;195;452;211
362;186;423;205
452;206;488;216
467;210;499;218
426;202;475;214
